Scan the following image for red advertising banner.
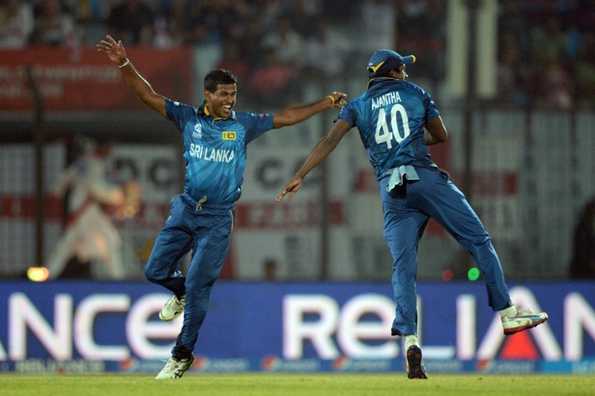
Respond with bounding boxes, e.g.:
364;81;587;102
0;47;193;111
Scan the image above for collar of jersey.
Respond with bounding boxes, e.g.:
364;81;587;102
367;76;403;89
200;102;235;121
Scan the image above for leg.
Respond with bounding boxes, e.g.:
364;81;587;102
382;186;429;336
414;169;511;311
93;209;126;280
144;197;193;297
46;222;81;279
172;211;232;358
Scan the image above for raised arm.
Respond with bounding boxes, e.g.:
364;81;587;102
424;116;448;145
276;119;352;201
96;35;166;117
272;91;347;128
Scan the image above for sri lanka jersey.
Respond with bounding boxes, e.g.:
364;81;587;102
165;98;273;210
338;78;440;180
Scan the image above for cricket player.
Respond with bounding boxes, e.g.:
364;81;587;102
96;35;347;379
277;49;549;379
47;140;126;280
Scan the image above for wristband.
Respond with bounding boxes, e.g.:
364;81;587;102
326;95;335;105
118;58;130;69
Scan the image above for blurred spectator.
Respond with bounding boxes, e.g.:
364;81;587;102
569;197;595;279
497;1;595;107
530;18;566;66
263;257;278;281
575;32;595;106
217;42;250;83
30;0;76;46
395;0;446;86
497;33;529;105
107;0;154;45
153;15;177;48
288;0;322;39
541;61;572;109
302;18;350;78
363;0;395;52
0;0;34;48
46;138;128;280
262;15;304;67
176;0;235;46
248;47;295;105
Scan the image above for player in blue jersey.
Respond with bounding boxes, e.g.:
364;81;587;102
97;35;347;379
277;49;549;379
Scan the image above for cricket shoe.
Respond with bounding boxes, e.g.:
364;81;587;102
155;356;194;380
501;305;549;335
159;294;185;321
406;345;428;379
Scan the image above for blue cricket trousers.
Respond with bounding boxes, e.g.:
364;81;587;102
144;193;232;358
381;167;511;336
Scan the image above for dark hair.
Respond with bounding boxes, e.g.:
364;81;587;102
373;64;405;79
204;69;238;92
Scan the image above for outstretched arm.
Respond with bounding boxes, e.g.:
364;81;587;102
272;92;347;128
96;35;166;117
276;120;352;201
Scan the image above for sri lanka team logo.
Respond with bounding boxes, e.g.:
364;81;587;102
222;131;236;141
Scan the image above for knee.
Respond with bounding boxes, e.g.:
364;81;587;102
467;233;491;249
144;261;162;283
459;234;497;260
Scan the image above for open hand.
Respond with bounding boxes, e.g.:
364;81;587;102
96;35;127;66
276;176;304;202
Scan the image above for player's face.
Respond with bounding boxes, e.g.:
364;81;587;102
204;83;237;118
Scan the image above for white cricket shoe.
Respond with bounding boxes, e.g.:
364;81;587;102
159;294;185;321
155;356;194;380
500;305;549;335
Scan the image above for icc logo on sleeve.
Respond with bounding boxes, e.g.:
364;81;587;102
193;124;202;139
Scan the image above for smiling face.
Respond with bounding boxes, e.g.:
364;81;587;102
204;83;237;119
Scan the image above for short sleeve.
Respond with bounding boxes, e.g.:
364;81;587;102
236;112;274;144
423;90;440;121
338;101;357;128
165;98;196;132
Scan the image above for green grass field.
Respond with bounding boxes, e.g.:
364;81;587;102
2;374;595;396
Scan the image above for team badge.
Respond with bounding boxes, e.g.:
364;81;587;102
193;124;202;139
222;131;236;141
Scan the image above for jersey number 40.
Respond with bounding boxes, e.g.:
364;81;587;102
374;104;411;149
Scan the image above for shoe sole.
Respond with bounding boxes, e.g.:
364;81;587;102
504;317;548;336
406;346;428;379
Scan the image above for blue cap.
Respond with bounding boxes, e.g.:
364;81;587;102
367;49;416;78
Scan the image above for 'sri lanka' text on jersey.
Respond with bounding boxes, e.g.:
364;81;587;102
338;79;441;180
165;99;273;209
188;143;235;163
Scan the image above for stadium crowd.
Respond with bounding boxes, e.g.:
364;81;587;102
0;0;441;103
2;0;594;106
497;0;595;108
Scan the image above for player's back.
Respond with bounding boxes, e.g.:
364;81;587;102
345;79;439;180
